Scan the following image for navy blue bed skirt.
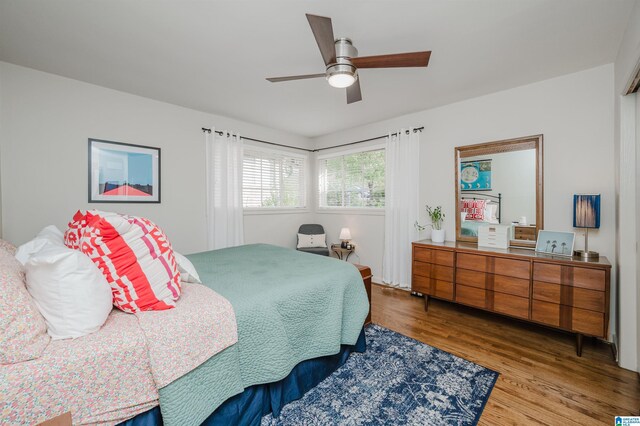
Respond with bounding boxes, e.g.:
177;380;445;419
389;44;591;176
119;329;366;426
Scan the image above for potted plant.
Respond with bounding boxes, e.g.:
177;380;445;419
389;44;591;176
426;205;446;243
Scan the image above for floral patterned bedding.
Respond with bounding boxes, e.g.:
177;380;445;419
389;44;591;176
0;283;238;425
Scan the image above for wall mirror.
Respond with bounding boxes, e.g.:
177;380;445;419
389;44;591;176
455;135;543;247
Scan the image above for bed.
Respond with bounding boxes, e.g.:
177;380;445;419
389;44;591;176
1;243;369;425
460;193;502;236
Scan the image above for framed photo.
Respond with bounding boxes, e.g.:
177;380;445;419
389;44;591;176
460;159;492;191
535;230;575;257
88;139;160;203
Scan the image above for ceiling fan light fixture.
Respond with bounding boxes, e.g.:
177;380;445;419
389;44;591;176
327;72;356;88
326;63;358;88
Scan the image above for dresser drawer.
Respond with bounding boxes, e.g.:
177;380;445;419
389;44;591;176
533;263;605;291
494;274;530;298
457;253;530;279
456;269;529;297
433;280;454;300
514;226;536;240
413;247;454;267
532;299;560;327
456;285;529;319
413;261;454;281
531;300;606;337
455;268;485;288
532;281;605;312
493;292;529;320
572;308;605;337
457;253;488;272
455;284;486;309
412;275;453;301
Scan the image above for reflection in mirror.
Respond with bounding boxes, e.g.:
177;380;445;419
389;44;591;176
455;135;543;246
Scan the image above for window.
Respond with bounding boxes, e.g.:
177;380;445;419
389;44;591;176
318;148;385;208
243;147;307;209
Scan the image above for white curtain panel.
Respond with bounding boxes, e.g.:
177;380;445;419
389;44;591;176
382;128;420;289
205;128;244;249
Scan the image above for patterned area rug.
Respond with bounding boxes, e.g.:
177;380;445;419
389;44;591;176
262;324;498;426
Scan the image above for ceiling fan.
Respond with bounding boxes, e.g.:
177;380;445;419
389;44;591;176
266;14;432;104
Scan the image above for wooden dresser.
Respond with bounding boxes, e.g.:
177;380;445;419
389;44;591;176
411;240;611;356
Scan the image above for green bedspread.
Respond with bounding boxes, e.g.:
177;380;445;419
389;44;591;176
158;244;370;426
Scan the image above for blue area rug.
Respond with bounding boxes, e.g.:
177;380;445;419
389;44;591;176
262;324;498;425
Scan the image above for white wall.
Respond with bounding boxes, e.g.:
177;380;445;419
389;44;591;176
0;62;314;253
636;91;640;373
613;0;640;372
313;64;617;334
0;66;3;238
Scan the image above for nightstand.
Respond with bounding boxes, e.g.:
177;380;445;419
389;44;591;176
354;264;372;325
513;224;537;240
38;412;72;426
331;244;355;261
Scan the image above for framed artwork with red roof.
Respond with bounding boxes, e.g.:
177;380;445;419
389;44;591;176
88;138;160;203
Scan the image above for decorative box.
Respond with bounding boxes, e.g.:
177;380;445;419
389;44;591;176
478;224;511;249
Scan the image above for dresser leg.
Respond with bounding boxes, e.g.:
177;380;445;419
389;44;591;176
424;295;430;312
576;333;583;357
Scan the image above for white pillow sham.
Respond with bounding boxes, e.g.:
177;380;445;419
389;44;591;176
297;233;327;249
484;203;499;224
22;238;112;340
15;225;64;265
174;252;202;283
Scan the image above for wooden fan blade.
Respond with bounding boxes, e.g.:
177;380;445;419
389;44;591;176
347;79;362;104
351;51;431;68
266;73;326;83
306;14;336;66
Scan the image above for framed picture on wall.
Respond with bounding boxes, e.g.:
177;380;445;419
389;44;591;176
88;138;161;203
534;230;575;257
460;159;492;191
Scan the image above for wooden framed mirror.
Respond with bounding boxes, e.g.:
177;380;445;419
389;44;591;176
455;135;543;247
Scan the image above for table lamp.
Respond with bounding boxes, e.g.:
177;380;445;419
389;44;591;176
573;194;600;260
339;227;352;248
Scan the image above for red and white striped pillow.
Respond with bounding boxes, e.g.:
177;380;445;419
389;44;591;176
79;214;181;313
461;199;487;220
64;210;116;250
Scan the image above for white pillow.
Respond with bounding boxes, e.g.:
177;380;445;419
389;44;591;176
24;241;112;340
460;211;468;222
15;225;64;264
174;252;202;283
297;233;327;249
484;203;499;224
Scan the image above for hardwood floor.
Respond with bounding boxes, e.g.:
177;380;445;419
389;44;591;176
371;283;640;425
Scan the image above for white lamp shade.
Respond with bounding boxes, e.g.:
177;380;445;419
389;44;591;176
339;227;352;240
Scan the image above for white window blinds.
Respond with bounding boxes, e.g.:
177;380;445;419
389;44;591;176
318;148;385;208
243;147;307;209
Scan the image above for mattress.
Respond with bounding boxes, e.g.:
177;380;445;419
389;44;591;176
1;283;237;425
461;220;494;236
158;244;370;426
0;310;159;425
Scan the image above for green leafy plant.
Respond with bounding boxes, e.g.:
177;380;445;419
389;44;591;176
426;205;445;230
415;205;446;232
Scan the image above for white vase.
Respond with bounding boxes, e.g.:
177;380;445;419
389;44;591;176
432;229;445;243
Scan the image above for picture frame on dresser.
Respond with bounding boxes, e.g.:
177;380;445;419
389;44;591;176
534;230;575;257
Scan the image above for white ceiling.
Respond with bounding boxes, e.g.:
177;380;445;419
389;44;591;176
0;0;634;137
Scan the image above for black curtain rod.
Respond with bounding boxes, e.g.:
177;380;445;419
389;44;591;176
314;127;424;152
201;128;313;152
201;126;424;153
